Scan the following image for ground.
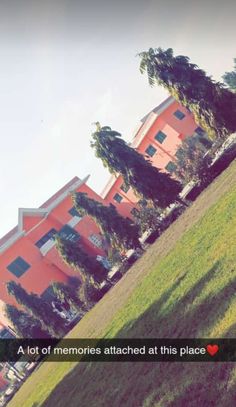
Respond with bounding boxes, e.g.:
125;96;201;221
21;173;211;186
8;160;236;407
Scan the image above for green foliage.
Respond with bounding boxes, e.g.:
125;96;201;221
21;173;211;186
67;276;81;289
52;281;86;312
4;304;50;338
72;192;141;251
222;58;236;92
78;278;104;309
6;281;65;338
91;125;181;208
139;47;236;139
107;246;126;267
55;235;108;284
132;202;161;234
173;136;212;185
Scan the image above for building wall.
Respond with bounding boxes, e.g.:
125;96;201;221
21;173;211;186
103;177;138;219
103;99;199;217
0;235;68;308
136;101;197;168
0;180;108;327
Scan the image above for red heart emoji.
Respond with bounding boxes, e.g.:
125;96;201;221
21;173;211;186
206;344;219;356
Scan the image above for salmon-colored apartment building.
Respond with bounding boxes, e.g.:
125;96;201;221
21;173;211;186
101;96;204;217
0;178;107;329
0;96;205;332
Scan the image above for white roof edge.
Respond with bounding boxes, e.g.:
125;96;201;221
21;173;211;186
100;174;119;199
0;231;25;254
153;96;175;116
45;175;90;213
132;96;175;148
131;113;157;149
0;175;90;253
18;208;48;232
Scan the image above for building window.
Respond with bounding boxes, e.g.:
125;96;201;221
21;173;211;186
35;228;57;249
155;130;167;144
68;207;81;218
120;183;129;193
59;225;80;243
165;161;177;173
174;110;185;120
195;126;205;136
7;256;31;278
145;145;157;157
89;234;103;249
113;193;123;203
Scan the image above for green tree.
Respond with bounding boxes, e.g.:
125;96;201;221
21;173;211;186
223;58;236;92
139;48;236;139
91;125;182;208
107;246;126;267
55;235;108;284
132;201;162;234
51;281;87;312
4;304;50;338
78;278;106;309
72;192;141;251
6;281;65;338
173;136;212;185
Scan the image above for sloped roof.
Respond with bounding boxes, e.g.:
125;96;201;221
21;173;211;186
140;95;174;123
40;176;80;208
0;226;18;247
0;175;90;253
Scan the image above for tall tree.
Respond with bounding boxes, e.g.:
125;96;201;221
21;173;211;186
139;48;236;139
51;281;87;312
72;192;141;251
132;201;162;234
78;278;107;309
4;304;50;338
55;235;108;284
222;58;236;92
91;125;181;208
6;281;65;338
107;246;126;268
173;136;212;185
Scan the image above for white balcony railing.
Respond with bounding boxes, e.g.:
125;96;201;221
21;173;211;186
39;216;82;256
40;239;56;256
67;216;82;228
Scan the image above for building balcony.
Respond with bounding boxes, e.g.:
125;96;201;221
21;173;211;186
40;238;56;256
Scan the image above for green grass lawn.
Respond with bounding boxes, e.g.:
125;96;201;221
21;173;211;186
9;160;236;407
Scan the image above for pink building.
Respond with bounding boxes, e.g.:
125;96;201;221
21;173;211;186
0;176;108;328
102;96;204;217
0;95;206;330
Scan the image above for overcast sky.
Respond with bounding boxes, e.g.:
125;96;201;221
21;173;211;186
0;0;235;237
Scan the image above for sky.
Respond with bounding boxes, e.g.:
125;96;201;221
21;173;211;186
0;0;235;238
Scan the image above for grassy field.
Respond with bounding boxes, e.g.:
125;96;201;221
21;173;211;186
9;160;236;407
